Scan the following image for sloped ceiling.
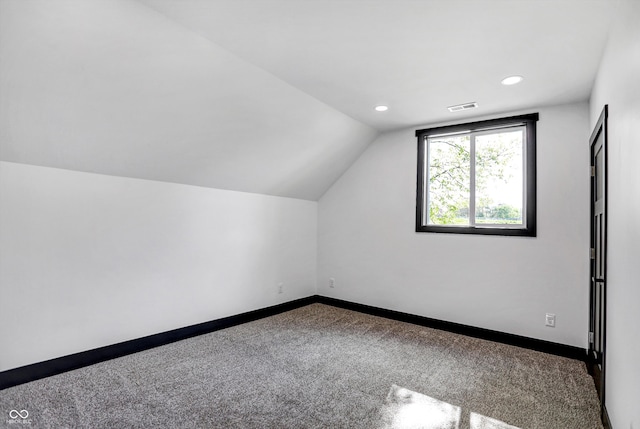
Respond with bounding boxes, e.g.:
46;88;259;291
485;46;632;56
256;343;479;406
0;0;613;200
0;0;378;200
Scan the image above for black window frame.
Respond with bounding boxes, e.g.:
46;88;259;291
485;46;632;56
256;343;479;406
415;113;538;237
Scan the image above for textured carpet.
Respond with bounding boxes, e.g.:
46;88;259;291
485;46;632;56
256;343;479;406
0;304;602;428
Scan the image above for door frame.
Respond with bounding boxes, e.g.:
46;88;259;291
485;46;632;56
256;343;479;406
588;104;608;411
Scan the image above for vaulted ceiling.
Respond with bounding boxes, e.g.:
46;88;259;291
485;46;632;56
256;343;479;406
0;0;613;200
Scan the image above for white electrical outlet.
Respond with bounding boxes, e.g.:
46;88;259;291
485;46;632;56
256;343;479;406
545;313;556;327
329;277;335;288
278;282;284;294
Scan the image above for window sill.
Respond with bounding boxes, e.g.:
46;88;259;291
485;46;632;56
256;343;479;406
415;225;536;237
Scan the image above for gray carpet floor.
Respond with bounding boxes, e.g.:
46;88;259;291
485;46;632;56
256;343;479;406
0;304;602;428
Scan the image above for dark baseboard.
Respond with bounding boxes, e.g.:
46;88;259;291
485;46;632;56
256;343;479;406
1;294;589;391
602;404;613;429
0;296;315;390
316;296;588;362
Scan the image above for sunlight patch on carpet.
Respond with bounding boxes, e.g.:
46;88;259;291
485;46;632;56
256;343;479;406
470;412;521;429
378;384;461;429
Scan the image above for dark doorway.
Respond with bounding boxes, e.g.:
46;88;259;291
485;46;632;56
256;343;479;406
589;105;607;411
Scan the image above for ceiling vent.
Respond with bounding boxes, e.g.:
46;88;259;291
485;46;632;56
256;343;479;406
447;102;478;112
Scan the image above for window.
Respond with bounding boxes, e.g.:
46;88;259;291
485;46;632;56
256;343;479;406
415;113;538;236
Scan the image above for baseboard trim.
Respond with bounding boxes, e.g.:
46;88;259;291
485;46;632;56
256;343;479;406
316;296;587;361
602;404;613;429
0;296;315;390
1;294;588;391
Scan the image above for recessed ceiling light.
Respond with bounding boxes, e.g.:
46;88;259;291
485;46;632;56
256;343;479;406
374;105;389;112
501;75;523;85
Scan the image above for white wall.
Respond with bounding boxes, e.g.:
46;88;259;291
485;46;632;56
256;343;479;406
0;162;317;372
318;103;590;348
589;0;640;427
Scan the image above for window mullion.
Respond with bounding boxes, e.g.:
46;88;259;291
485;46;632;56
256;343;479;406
469;133;476;227
423;138;429;225
521;133;527;228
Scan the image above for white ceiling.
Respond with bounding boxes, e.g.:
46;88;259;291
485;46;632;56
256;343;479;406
141;0;614;130
0;0;614;200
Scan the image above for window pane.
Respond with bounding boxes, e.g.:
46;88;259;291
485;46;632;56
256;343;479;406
474;130;524;225
427;135;471;225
